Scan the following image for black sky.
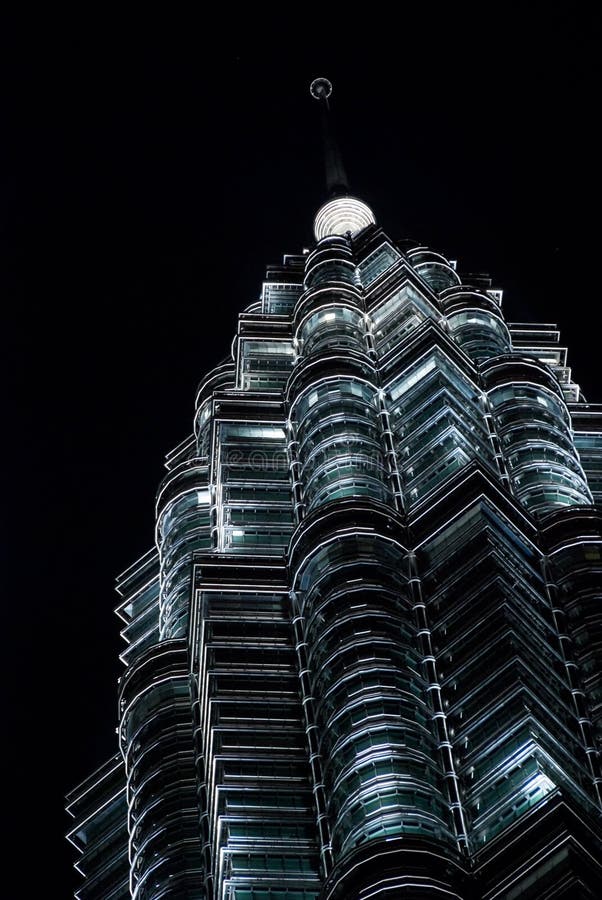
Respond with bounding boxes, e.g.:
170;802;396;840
3;10;602;895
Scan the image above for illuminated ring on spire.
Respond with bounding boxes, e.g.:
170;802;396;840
314;196;376;241
310;77;333;100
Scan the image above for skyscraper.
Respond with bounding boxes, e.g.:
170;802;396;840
66;80;602;899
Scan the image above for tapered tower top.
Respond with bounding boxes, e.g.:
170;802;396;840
310;77;376;241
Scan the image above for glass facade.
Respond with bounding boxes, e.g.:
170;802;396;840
67;206;602;898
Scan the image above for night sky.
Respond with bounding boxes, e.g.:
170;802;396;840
4;11;601;895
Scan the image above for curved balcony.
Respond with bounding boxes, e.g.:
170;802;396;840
120;674;190;774
119;641;188;719
159;505;211;640
194;358;235;413
158;560;197;640
290;376;393;514
540;505;602;553
297;304;367;358
406;247;461;293
511;465;592;515
483;356;592;515
440;286;500;315
538;505;602;783
194;399;212;452
292;375;378;427
316;643;424;715
291;510;408;600
303;434;386;480
160;532;210;586
155;458;209;524
506;441;588;479
293;282;363;326
305;259;357;289
481;355;566;403
119;641;201;900
494;402;572;437
290;510;451;869
305;234;352;268
156;460;211;639
321;837;466;900
317;667;430;755
158;491;210;554
332;778;453;861
306;592;419;681
329;754;443;813
128;737;189;794
286;350;377;404
129;773;196;833
298;413;381;461
500;421;577;456
540;505;602;615
125;708;188;783
131;843;202;900
289;497;406;586
304;240;357;290
325;726;437;790
445;302;511;363
323;732;436;790
131;814;191;882
303;457;392;513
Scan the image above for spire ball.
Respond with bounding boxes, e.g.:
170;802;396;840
310;77;333;101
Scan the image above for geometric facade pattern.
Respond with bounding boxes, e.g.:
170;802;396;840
67;207;602;898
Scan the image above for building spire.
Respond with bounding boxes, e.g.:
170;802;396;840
309;77;376;242
310;77;349;197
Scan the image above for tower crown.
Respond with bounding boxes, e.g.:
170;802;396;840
313;195;376;241
310;77;375;240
